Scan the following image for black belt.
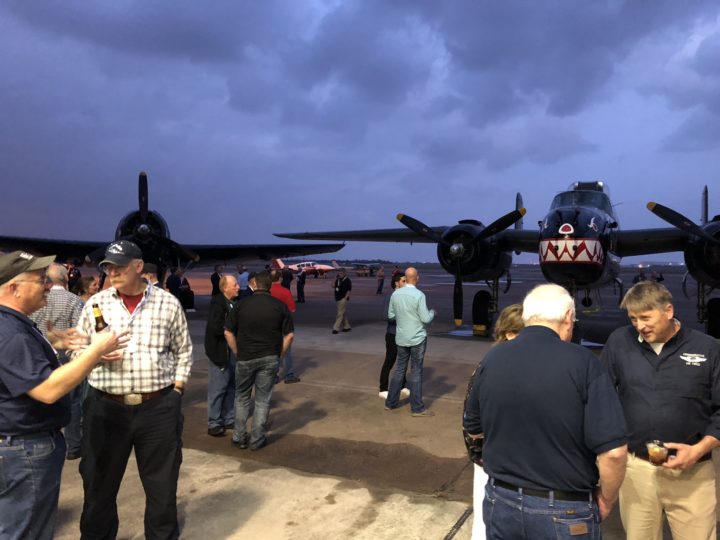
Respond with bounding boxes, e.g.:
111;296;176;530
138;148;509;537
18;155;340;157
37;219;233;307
0;429;61;444
493;479;592;502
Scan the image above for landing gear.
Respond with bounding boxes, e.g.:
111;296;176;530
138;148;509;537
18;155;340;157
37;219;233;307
683;272;719;338
472;290;492;337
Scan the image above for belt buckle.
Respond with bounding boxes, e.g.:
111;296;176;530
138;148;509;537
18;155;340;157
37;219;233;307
124;393;143;406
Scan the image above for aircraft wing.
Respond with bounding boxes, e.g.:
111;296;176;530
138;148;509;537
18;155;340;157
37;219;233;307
495;229;541;254
274;227;448;243
0;235;344;265
0;236;106;261
611;228;688;258
183;242;345;264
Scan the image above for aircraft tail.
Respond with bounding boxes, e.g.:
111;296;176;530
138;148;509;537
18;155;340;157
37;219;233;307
271;258;284;269
331;260;342;269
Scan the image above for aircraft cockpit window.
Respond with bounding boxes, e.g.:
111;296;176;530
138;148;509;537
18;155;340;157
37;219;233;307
550;191;613;215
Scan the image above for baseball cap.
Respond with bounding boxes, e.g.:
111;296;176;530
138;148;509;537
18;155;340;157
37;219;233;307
143;262;158;274
0;251;56;286
99;240;143;267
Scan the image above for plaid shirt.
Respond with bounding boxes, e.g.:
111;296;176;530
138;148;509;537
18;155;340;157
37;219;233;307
30;286;84;337
75;283;193;394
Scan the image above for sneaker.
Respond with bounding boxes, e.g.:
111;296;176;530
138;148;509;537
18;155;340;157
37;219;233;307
249;439;267;451
232;435;249;450
378;390;388;399
224;423;235;430
400;388;410;398
411;410;435;417
207;426;225;437
284;375;301;384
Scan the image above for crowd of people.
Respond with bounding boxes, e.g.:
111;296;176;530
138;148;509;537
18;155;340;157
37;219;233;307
2;247;719;539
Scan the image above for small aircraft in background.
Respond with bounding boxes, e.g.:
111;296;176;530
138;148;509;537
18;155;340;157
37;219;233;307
0;171;344;284
276;181;720;338
350;262;379;277
271;258;337;277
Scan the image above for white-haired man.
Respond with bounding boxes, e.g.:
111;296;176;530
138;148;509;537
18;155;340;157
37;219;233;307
464;284;628;539
30;263;85;460
0;251;124;540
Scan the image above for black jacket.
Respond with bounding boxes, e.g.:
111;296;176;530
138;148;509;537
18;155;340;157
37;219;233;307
204;293;234;367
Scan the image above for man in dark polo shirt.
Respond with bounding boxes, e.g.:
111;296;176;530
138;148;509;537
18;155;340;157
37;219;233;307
464;284;628;539
0;251;124;540
601;281;720;540
224;271;293;450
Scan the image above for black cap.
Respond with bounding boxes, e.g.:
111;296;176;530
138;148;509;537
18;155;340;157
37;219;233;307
0;251;56;286
99;241;143;267
143;262;158;274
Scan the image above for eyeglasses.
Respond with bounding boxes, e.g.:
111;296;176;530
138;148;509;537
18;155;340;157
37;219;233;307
101;263;130;275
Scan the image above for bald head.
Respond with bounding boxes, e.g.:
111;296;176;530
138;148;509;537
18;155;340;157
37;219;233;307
47;263;69;287
405;267;418;284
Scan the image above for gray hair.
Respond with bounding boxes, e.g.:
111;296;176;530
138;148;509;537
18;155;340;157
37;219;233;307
522;284;575;325
47;263;68;285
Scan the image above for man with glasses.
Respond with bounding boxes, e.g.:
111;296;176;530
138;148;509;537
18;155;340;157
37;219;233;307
0;251;124;540
75;240;193;540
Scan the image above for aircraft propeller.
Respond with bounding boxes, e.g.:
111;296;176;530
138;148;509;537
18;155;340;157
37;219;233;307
647;202;720;245
139;171;149;223
396;208;526;327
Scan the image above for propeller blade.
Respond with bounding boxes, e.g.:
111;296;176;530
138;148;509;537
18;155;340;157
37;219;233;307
475;208;527;241
139;171;149;222
453;262;463;327
152;234;200;263
647;202;720;245
397;213;442;243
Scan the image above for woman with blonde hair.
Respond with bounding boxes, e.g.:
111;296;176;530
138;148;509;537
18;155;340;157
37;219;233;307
466;304;524;539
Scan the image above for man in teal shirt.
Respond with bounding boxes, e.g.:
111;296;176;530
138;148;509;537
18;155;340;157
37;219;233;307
385;267;436;416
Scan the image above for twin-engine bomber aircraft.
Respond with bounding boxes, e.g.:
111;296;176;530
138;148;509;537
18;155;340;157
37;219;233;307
0;171;344;282
276;181;720;337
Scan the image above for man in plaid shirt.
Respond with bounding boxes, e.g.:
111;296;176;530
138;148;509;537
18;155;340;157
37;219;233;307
30;263;85;460
75;240;192;540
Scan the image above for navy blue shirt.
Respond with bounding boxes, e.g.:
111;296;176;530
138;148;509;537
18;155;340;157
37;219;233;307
464;326;627;492
601;324;720;455
0;306;70;435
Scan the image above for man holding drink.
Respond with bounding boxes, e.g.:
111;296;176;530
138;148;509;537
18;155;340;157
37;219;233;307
74;240;193;540
602;280;720;540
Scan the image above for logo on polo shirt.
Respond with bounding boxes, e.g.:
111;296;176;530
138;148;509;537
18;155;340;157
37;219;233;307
679;353;706;366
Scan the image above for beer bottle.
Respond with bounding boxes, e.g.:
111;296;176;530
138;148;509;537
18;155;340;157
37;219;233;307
92;303;109;332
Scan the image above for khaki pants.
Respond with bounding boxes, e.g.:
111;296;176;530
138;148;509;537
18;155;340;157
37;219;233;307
620;453;716;540
333;298;350;331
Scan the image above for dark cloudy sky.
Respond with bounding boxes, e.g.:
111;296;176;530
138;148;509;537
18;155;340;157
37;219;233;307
2;1;719;263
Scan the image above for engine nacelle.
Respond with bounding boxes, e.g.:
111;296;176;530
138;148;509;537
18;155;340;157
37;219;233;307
436;222;510;281
684;221;720;289
115;210;170;241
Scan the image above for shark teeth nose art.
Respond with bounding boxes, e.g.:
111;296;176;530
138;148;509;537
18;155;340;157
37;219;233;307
540;238;605;265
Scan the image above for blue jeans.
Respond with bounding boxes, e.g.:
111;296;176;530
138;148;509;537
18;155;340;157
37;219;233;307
386;339;427;413
0;430;66;540
65;379;88;454
282;345;295;379
484;479;600;539
207;354;236;429
233;355;279;446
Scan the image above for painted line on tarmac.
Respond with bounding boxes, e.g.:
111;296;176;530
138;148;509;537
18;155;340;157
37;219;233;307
443;506;473;540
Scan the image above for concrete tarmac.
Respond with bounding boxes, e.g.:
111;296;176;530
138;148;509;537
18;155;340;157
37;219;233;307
53;265;716;539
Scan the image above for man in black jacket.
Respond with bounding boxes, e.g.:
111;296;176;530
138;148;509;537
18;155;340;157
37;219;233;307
204;275;239;436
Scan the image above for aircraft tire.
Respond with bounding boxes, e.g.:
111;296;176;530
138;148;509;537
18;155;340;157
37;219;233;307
707;298;720;339
472;291;492;337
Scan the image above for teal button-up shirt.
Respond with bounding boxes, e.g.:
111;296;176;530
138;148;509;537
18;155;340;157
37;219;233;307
388;284;435;347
